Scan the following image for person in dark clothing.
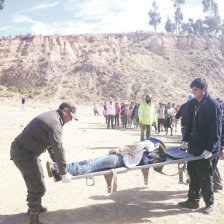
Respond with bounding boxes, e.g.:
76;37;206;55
212;98;224;192
179;78;222;214
21;97;26;111
10;102;78;224
174;94;194;137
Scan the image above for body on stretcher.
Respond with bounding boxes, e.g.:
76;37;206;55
70;147;203;193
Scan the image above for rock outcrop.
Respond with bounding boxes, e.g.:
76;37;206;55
0;32;224;103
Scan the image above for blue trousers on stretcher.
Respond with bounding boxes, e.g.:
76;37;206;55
67;154;125;176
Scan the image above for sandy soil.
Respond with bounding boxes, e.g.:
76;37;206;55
0;102;223;224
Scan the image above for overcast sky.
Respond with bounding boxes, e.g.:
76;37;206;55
0;0;224;37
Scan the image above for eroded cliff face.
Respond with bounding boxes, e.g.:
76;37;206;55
0;33;224;103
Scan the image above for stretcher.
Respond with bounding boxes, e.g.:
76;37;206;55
71;147;203;193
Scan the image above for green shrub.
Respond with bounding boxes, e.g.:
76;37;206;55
74;62;82;70
34;90;41;95
7;86;19;92
28;93;34;99
42;81;48;86
60;95;66;100
19;87;29;94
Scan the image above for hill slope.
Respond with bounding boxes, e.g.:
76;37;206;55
0;33;224;104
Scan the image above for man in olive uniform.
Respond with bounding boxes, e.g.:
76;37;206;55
10;102;77;224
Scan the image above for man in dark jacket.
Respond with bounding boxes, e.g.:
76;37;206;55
10;102;77;224
179;78;222;214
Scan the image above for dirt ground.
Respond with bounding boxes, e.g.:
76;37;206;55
0;102;223;224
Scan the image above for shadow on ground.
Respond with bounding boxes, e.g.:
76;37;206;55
1;188;197;224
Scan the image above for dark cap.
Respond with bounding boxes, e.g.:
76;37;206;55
146;94;152;98
59;102;78;120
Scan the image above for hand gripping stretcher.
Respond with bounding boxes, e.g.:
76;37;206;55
70;147;203;193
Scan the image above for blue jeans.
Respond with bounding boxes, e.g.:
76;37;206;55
67;154;125;176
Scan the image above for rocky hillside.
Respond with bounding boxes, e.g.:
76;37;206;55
0;32;224;104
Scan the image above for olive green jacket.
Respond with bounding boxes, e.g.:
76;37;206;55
10;110;67;175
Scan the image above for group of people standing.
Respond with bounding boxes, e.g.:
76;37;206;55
102;101;140;130
100;96;182;138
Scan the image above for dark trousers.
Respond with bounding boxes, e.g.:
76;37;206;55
181;125;186;138
13;157;46;214
157;119;164;132
107;115;114;128
213;158;223;188
187;153;218;206
115;114;119;126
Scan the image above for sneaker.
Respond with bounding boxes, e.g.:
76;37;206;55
214;184;223;192
46;161;61;182
178;200;199;209
204;205;213;214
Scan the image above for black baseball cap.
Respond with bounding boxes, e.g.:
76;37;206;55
59;102;78;121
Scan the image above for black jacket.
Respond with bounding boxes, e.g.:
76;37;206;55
221;108;224;149
175;102;189;126
183;93;222;156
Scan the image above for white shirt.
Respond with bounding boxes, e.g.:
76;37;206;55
94;104;98;111
122;140;158;168
166;107;175;116
107;104;115;115
157;107;165;119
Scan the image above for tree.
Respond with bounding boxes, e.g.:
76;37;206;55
202;0;217;15
202;0;221;35
220;20;224;36
175;6;183;34
181;18;207;36
148;0;161;33
165;17;176;34
172;0;185;7
193;19;206;35
172;0;185;34
0;0;4;10
204;16;221;35
181;18;194;35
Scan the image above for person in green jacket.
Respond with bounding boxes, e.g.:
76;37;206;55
138;94;156;141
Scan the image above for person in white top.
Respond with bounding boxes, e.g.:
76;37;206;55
157;102;165;133
164;102;176;136
107;101;115;129
93;103;99;116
